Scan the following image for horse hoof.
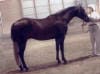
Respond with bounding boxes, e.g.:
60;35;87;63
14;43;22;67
22;66;29;72
63;62;67;64
19;69;23;72
57;60;61;64
19;65;23;71
63;60;68;64
24;67;29;72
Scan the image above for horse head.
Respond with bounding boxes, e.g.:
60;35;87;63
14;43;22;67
75;6;90;22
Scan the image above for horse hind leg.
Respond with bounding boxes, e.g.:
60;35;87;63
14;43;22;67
13;41;23;71
18;41;29;71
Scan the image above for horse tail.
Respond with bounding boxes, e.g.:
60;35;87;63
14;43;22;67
11;23;17;42
13;41;20;66
11;23;20;66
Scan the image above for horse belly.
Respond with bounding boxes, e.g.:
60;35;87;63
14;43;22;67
31;29;56;40
33;33;55;40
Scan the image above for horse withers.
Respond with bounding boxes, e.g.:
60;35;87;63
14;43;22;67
11;6;90;71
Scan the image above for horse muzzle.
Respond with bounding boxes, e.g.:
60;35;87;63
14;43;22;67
84;17;91;22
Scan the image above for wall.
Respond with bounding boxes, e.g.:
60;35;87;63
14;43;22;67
0;0;22;35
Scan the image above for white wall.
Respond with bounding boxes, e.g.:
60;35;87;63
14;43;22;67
0;0;22;35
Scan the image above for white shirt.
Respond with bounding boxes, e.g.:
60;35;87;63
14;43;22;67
88;11;100;28
88;11;100;19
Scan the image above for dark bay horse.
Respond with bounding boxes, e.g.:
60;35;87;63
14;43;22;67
11;6;90;71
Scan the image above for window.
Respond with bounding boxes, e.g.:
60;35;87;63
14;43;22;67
21;0;36;18
21;0;75;18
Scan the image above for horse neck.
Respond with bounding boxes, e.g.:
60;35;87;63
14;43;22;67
55;8;76;24
62;10;75;24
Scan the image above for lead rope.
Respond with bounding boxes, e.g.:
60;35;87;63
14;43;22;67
81;21;89;33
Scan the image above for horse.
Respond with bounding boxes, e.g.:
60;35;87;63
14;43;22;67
11;6;90;71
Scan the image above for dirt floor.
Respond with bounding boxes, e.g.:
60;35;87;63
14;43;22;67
0;21;100;74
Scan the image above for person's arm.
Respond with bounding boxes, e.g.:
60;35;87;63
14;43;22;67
89;17;100;22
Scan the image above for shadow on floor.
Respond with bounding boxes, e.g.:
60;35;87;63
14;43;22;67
68;54;97;64
7;54;97;74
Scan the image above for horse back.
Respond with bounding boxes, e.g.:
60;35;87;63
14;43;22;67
11;17;67;41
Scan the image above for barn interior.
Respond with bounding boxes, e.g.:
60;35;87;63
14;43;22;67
0;0;100;74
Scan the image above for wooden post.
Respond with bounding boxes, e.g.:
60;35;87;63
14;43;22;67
85;0;88;8
48;0;51;14
33;0;38;18
62;0;64;8
0;11;3;37
19;0;24;17
98;0;100;14
99;0;100;14
96;0;99;13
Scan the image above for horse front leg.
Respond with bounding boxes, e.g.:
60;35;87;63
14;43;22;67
55;39;61;64
60;37;67;64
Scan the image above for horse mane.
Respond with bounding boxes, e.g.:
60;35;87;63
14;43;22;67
46;5;85;21
47;6;84;20
51;6;77;17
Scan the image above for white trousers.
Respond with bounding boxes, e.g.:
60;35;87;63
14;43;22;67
89;23;100;55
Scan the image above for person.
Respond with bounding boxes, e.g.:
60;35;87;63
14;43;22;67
87;5;100;56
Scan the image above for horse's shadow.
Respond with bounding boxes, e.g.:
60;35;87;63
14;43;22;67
7;54;97;74
68;54;97;63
